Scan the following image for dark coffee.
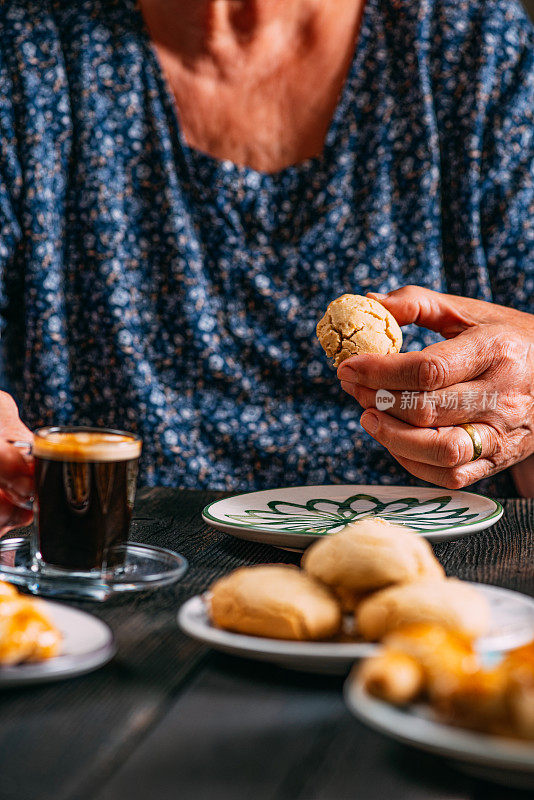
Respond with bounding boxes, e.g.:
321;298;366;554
33;429;142;572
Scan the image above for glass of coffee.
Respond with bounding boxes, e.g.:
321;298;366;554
31;426;142;575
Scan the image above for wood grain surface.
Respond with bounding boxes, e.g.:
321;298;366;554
0;491;531;800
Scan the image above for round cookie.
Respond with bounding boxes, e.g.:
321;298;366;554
316;294;402;367
302;518;444;602
356;578;490;641
208;565;342;641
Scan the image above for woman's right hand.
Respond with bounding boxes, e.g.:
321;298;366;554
0;392;34;534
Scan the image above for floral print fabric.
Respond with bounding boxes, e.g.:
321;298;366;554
0;0;532;492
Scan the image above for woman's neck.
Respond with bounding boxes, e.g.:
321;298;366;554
139;0;334;74
138;0;366;171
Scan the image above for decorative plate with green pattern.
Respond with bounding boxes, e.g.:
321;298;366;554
202;485;503;549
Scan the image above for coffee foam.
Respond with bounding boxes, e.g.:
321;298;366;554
33;431;142;462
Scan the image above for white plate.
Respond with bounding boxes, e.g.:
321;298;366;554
345;673;534;788
178;583;534;675
0;601;115;686
202;485;503;550
178;595;374;674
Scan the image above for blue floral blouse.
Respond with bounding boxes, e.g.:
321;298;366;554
0;0;533;493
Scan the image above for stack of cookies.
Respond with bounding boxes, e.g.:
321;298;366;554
208;517;489;643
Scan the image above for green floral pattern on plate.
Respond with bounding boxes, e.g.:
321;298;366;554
226;494;480;535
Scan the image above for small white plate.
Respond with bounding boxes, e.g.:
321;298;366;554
0;601;115;686
178;595;374;674
202;485;503;550
345;674;534;788
178;584;534;675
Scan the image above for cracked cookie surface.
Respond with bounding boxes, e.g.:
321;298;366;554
316;294;402;367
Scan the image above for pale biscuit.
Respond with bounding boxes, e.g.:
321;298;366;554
356;578;490;641
208;565;342;641
316;294;402;367
302;518;444;601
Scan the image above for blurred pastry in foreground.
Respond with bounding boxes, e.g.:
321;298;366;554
383;623;480;690
356;626;534;741
499;642;534;739
0;582;18;599
358;649;425;705
302;518;444;607
377;624;483;704
356;578;490;641
444;641;534;738
208;565;342;641
0;582;61;664
316;294;402;367
358;623;482;705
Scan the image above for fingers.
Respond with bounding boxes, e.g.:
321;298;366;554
0;392;34;508
341;380;498;427
0;394;34;523
359;410;499;469
389;453;496;491
337;328;495;391
0;489;33;535
0;392;33;442
366;285;499;335
0;439;34;508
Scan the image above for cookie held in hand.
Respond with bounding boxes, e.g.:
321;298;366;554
208;565;342;641
316;294;402;367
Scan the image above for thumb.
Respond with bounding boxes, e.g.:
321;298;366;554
0;393;33;454
367;286;495;338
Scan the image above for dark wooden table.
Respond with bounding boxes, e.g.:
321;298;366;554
0;489;533;800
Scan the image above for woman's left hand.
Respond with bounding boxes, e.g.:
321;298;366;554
337;285;534;489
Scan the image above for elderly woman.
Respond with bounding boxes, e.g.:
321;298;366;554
0;0;533;532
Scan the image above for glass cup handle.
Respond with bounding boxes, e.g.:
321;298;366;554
5;439;34;511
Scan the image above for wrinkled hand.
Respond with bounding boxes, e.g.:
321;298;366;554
0;393;34;533
337;286;534;489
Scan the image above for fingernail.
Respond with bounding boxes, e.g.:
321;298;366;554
361;412;379;434
367;292;388;300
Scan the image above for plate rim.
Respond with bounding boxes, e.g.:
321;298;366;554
178;582;534;664
0;599;116;685
344;674;534;772
178;595;376;660
0;538;189;596
202;485;504;537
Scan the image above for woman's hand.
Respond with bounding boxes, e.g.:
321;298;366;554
0;392;34;533
337;286;534;490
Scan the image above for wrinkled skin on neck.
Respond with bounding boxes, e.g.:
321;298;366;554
138;0;366;171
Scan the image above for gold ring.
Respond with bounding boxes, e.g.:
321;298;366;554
458;423;483;462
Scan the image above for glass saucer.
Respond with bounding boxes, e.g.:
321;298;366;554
0;538;188;601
